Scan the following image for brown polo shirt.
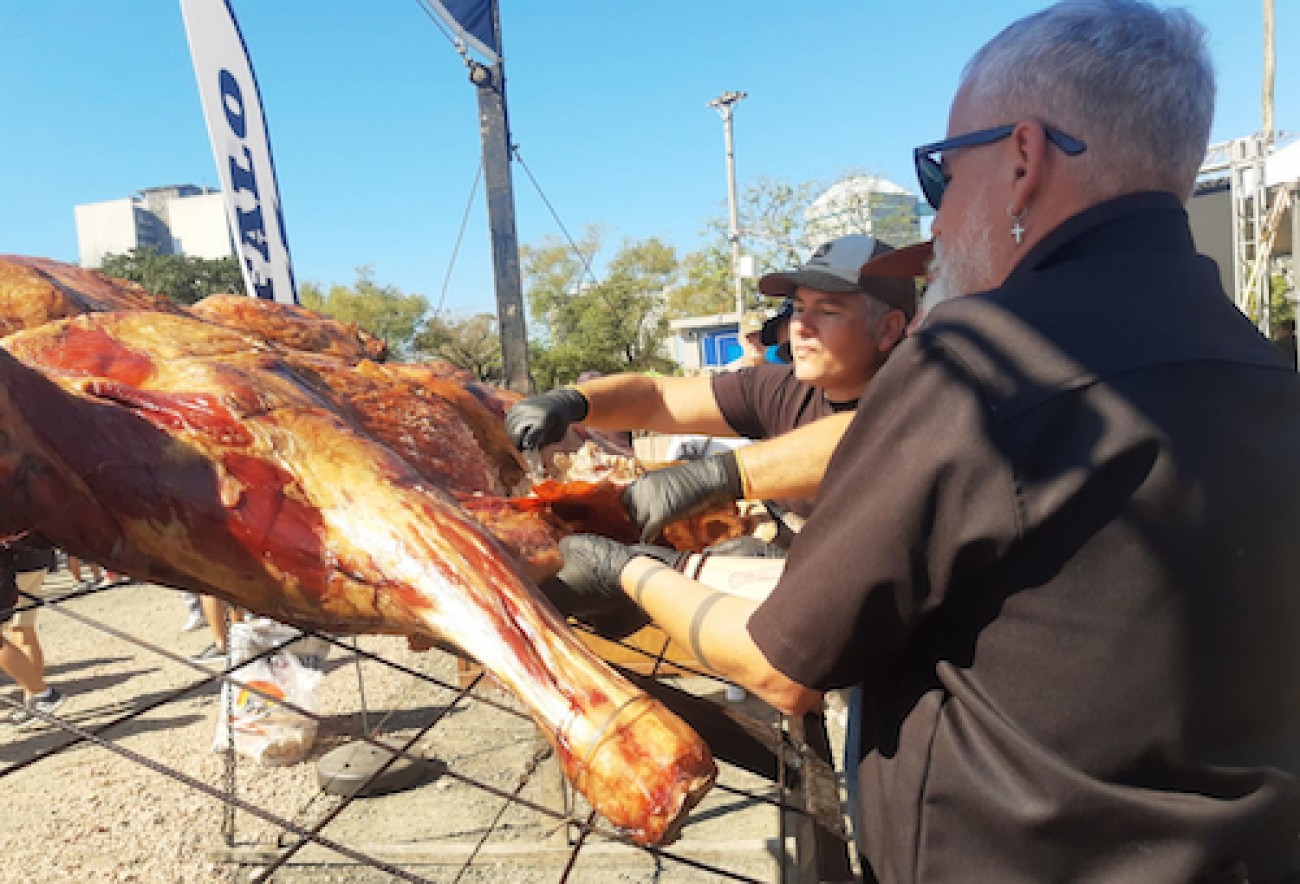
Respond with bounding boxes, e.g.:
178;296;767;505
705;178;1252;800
750;193;1300;881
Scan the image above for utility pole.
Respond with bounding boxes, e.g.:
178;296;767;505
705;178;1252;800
1263;0;1275;144
469;3;531;394
709;90;747;321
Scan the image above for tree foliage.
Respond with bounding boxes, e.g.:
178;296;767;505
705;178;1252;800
732;175;822;274
676;170;924;321
663;246;734;319
299;266;428;359
413;311;503;382
99;247;243;305
685;176;820;319
521;231;679;389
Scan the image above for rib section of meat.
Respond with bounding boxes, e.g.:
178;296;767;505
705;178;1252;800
0;310;715;845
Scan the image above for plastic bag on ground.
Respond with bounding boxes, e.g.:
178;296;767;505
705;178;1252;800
211;619;330;767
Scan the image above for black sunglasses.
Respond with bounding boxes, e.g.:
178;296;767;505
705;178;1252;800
913;123;1087;210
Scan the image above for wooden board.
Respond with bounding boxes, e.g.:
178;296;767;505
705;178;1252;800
576;623;701;677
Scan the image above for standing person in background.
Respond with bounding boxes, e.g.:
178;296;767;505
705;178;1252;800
546;2;1300;879
0;532;66;726
726;311;769;369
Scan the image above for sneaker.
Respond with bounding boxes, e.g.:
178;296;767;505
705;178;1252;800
189;643;228;665
11;688;65;728
181;611;206;633
76;580;97;592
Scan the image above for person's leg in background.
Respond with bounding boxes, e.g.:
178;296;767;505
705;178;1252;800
3;567;66;725
0;571;42;701
67;555;103;590
0;635;46;700
191;596;240;665
6;569;49;679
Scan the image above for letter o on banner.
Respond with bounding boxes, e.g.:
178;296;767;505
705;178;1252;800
219;69;247;139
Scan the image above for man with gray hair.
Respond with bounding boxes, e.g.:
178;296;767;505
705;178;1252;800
548;2;1300;879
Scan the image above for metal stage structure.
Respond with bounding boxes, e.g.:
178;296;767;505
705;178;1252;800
1198;132;1299;331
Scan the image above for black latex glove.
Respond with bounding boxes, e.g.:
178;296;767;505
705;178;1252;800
542;536;685;637
622;450;744;542
504;388;589;451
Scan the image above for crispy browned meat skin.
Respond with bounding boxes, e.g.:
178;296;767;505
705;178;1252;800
190;293;388;363
0;255;187;336
0;311;714;844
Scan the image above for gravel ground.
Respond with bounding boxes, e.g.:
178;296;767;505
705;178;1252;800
1;566;846;883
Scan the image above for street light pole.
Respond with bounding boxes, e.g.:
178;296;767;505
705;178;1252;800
709;90;747;321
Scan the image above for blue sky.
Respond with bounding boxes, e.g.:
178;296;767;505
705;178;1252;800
2;1;1295;316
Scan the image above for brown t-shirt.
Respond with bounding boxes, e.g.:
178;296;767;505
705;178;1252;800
750;193;1300;882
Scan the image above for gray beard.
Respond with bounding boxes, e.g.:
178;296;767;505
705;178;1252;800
920;213;997;321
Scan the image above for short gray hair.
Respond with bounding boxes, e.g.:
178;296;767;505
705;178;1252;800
962;0;1214;200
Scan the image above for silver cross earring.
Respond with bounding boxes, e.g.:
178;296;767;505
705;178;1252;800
1009;210;1026;244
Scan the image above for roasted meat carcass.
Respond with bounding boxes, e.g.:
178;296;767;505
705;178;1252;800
0;310;714;844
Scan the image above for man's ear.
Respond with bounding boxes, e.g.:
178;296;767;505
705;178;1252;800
1007;120;1049;214
879;309;910;351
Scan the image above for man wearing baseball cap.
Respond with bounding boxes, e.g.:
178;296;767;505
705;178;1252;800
506;233;919;544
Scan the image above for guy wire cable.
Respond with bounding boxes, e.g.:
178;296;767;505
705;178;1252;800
433;158;484;317
513;145;600;289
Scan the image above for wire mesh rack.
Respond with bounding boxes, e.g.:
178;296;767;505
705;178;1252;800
1;566;855;883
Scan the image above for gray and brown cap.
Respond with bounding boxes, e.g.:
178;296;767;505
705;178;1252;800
758;234;919;319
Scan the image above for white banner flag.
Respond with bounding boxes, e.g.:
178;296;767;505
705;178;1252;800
180;0;297;304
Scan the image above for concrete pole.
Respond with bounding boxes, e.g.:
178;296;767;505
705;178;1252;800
709;91;747;321
1263;0;1275;144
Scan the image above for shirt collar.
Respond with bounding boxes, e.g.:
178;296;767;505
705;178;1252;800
1003;191;1193;288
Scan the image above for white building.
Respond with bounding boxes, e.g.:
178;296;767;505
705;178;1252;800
75;184;233;267
803;174;922;248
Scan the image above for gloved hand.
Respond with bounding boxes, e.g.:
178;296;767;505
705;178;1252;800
541;536;685;637
622;451;745;542
505;388;589;451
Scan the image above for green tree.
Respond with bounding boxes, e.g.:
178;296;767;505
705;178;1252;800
663;246;733;318
677;170;925;322
734;175;821;273
1268;271;1289;330
519;227;602;346
299;266;428;359
521;232;679;388
100;247;243;305
413;311;503;382
681;176;821;319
